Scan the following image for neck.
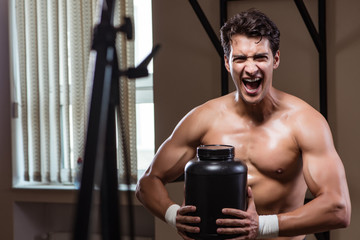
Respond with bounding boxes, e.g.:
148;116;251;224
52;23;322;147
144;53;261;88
235;88;280;123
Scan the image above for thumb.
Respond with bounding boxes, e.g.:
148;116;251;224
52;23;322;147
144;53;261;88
247;186;256;212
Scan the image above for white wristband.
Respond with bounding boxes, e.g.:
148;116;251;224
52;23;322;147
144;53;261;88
165;204;180;228
257;215;279;239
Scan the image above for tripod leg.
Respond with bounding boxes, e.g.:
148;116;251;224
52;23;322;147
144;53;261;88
73;47;114;240
100;84;121;240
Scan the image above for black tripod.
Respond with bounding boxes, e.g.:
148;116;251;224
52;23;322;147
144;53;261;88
72;0;160;239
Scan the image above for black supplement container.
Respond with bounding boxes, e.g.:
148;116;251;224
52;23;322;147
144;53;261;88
185;144;248;240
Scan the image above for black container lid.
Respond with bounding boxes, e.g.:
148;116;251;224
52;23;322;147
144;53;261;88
197;144;234;160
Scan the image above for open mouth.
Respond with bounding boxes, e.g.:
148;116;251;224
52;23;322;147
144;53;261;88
242;78;262;94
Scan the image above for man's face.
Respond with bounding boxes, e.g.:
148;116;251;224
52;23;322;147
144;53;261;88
225;34;280;105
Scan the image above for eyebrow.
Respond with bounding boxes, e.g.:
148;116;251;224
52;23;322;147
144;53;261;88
232;53;269;60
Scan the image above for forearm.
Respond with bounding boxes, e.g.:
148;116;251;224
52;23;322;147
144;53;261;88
135;174;175;222
278;193;350;236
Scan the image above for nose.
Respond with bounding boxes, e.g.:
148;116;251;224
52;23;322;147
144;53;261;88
244;60;259;76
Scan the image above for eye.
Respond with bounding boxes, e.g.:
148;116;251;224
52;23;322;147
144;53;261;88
253;55;268;62
233;56;247;63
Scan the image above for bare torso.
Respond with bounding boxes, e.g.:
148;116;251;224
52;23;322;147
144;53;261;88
199;90;308;239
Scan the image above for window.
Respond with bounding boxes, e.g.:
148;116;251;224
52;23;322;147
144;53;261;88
134;0;155;177
10;0;154;188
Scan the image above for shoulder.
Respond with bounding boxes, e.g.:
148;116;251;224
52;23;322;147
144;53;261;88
279;92;332;150
276;90;325;122
285;94;327;128
183;92;235;121
170;93;235;140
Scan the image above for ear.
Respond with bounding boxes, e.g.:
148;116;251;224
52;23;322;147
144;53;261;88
224;55;231;72
273;50;280;69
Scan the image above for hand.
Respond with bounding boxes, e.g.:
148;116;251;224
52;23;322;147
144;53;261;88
176;205;201;240
216;187;259;239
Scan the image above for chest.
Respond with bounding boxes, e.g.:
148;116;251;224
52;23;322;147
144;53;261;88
201;117;301;177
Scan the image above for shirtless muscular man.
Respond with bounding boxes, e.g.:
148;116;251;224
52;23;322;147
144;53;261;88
136;9;351;240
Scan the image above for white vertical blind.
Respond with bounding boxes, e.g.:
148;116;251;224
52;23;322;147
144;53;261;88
37;0;51;182
13;0;29;181
48;0;62;183
11;0;137;186
115;0;138;184
59;0;72;183
25;0;41;182
67;0;86;183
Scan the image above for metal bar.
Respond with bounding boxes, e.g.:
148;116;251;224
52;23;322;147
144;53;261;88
293;0;322;53
220;0;229;95
318;0;328;119
188;0;223;57
315;231;330;240
220;0;228;27
294;0;327;119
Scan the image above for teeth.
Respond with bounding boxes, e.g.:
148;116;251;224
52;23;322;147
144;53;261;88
243;78;261;83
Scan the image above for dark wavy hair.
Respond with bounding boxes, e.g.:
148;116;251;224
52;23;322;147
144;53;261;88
220;9;280;58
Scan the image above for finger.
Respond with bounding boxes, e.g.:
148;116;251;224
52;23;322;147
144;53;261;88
217;226;249;235
176;222;200;234
177;214;201;224
216;218;251;227
221;208;248;218
247;187;257;213
247;186;253;198
178;205;197;215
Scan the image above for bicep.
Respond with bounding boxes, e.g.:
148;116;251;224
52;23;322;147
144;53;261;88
146;108;207;183
297;112;347;198
302;146;346;198
299;118;351;225
148;137;197;183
